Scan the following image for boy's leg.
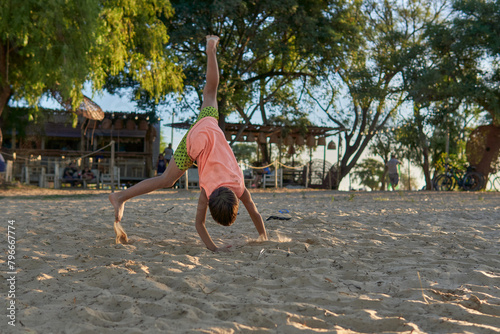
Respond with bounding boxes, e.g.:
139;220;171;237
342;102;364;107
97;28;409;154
109;159;185;223
109;159;185;243
201;35;219;111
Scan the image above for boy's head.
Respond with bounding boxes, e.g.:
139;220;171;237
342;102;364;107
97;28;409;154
208;187;239;226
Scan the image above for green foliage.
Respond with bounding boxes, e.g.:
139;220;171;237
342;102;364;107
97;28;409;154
396;0;500;183
0;0;183;110
370;129;398;163
421;0;500;124
305;0;447;189
163;0;358;120
352;157;385;191
433;152;468;174
1;0;99;105
159;131;169;154
369;129;399;190
397;170;419;191
232;143;257;165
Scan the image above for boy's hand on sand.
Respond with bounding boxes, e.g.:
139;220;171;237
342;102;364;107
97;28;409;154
206;35;219;51
109;193;128;244
114;221;129;244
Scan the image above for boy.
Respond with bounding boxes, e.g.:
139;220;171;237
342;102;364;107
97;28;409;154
109;35;267;252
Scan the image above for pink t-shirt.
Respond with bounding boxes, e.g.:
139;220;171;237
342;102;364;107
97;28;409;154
186;117;245;198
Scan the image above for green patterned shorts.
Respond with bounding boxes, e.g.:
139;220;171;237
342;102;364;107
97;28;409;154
173;106;219;171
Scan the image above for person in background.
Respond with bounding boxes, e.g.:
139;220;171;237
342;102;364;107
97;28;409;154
0;152;6;173
156;154;167;175
63;162;80;187
163;143;174;165
0;152;6;183
252;161;271;188
81;167;95;181
386;155;402;190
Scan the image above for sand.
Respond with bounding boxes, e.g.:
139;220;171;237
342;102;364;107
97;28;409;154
1;187;499;333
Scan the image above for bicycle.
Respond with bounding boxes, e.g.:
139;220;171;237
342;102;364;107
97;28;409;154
486;173;500;191
433;165;485;191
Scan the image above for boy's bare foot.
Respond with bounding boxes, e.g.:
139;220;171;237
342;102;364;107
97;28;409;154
206;35;219;50
109;193;129;244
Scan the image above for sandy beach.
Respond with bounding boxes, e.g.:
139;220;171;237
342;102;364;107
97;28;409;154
1;186;499;333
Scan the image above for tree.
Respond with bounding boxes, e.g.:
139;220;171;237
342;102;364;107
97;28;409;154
420;0;500;179
369;128;399;190
160;0;360;161
394;101;479;189
395;107;436;189
307;0;447;189
0;0;183;147
352;157;385;191
232;143;257;166
452;0;500;177
397;167;419;191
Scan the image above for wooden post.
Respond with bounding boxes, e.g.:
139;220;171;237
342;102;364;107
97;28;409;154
408;159;411;191
110;140;115;192
274;161;279;189
185;169;189;189
12;127;16;149
305;164;309;188
80;125;85;153
39;167;46;188
24;166;30;184
6;161;13;182
54;163;60;189
445;129;450;165
171;112;175;146
337;132;341;190
322;144;326;182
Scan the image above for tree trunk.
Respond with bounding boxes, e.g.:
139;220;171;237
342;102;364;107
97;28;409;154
381;168;388;191
217;95;227;132
422;145;432;190
218;113;226;132
0;86;12;148
473;124;500;179
259;142;269;163
0;40;12;148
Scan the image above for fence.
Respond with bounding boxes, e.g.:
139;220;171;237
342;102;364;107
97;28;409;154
0;141;146;191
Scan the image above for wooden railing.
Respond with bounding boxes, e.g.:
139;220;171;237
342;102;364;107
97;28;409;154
3;149;153;187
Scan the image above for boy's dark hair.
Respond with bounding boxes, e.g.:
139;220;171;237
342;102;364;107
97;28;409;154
208;187;239;226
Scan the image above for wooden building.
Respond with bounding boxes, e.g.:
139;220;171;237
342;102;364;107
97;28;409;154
1;108;160;186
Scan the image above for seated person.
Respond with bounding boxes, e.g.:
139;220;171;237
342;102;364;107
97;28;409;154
0;152;5;173
0;152;5;182
63;162;80;187
252;161;271;188
156;154;167;175
81;167;95;181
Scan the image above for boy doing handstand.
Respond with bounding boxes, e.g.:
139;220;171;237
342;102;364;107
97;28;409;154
109;35;267;252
